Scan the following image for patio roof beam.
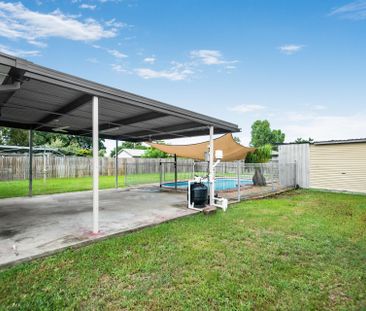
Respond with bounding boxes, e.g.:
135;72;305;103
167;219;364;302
123;122;199;138
0;67;25;111
96;111;166;132
36;94;92;129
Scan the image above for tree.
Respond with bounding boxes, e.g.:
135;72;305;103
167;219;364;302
293;137;314;144
0;127;106;156
0;127;9;145
233;136;241;143
250;120;285;147
245;144;272;186
141;147;169;158
245;144;272;163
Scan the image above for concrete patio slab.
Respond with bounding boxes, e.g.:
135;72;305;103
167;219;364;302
0;187;197;268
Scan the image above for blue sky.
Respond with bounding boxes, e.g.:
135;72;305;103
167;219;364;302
0;0;365;153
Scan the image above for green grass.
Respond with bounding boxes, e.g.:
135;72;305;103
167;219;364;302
0;171;249;199
0;190;365;310
0;173;164;199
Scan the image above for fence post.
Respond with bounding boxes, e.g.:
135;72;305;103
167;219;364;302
115;140;119;189
294;160;297;188
43;151;47;183
124;160;128;187
159;160;162;188
174;154;177;191
271;161;274;192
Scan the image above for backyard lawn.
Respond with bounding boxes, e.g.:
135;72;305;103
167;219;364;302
0;174;162;199
0;190;365;310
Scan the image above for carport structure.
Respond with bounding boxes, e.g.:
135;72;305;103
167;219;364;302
0;52;240;234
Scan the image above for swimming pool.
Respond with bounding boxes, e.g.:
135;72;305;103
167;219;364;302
162;178;252;191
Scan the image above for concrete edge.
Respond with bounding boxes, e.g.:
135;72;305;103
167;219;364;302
0;209;198;270
0;187;294;270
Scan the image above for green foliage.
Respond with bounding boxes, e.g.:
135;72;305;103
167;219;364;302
233;136;241;143
0;128;28;146
110;142;147;157
0;127;8;144
245;144;272;163
293;137;314;144
250;120;285;147
0;127;106;156
0;190;365;310
141;147;169;158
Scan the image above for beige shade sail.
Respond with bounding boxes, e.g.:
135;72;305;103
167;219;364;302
148;133;256;161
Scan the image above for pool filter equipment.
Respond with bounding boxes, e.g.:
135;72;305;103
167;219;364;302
187;177;208;210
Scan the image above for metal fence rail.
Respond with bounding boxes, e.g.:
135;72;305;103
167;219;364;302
0;155;296;201
160;160;296;201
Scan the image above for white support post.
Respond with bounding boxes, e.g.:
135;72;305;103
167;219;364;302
28;129;33;197
209;125;214;206
115;140;119;189
92;96;99;234
237;160;241;202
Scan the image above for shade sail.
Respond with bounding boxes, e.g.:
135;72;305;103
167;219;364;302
148;133;256;161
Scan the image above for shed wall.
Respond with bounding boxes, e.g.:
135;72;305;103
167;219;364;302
309;143;366;194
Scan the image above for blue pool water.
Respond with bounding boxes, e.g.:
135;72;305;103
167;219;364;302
163;178;252;191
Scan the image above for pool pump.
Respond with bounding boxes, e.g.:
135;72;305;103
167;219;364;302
187;177;228;212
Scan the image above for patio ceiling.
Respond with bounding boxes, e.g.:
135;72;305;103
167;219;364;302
0;52;240;142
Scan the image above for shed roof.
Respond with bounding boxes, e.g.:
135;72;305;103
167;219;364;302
0;52;240;142
313;138;366;145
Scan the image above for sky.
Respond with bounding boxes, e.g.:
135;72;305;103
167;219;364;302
0;0;365;155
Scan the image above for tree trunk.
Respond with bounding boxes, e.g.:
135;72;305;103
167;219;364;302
252;167;266;186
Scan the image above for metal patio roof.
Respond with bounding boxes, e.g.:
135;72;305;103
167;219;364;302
0;52;240;142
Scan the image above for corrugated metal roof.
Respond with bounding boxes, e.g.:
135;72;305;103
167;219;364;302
314;138;366;145
0;52;240;142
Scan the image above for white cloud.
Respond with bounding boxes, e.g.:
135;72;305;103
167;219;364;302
283;113;366;142
0;44;40;57
93;44;128;58
190;49;238;65
229;104;266;113
79;4;96;10
143;57;156;64
0;1;117;46
86;57;99;63
105;18;127;28
329;1;366;20
107;49;127;58
312;104;326;110
135;63;193;81
278;44;304;55
111;63;129;73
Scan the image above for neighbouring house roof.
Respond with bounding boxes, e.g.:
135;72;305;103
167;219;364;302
148;133;255;161
0;144;63;155
118;148;146;157
313;138;366;145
